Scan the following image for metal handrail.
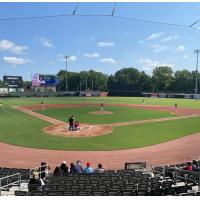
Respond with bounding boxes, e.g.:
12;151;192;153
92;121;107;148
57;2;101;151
0;173;21;196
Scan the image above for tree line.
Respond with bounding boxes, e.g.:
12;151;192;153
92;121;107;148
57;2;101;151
0;66;199;93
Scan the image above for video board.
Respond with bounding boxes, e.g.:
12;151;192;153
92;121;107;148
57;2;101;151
32;74;59;86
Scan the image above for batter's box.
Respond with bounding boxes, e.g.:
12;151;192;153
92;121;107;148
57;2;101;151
81;126;92;130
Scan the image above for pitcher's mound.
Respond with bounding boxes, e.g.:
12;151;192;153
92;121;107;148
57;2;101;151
89;111;113;115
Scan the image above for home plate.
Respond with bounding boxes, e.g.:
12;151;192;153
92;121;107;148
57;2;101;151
81;126;93;130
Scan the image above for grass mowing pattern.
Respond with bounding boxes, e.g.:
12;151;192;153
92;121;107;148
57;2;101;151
0;104;200;150
36;106;174;124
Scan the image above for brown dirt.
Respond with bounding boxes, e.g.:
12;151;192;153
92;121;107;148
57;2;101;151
1;132;200;169
89;111;113;115
2;102;200;170
43;123;113;137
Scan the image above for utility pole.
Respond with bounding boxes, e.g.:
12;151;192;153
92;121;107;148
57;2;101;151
85;77;87;92
194;49;200;95
64;56;70;92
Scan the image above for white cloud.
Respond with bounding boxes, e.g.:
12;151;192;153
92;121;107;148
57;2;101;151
138;40;144;44
150;44;172;53
3;56;32;66
38;38;53;48
68;56;77;62
84;53;99;58
99;58;117;64
146;32;164;40
0;39;28;54
97;42;115;47
137;58;173;74
160;35;179;42
175;45;185;52
183;55;189;59
58;54;77;62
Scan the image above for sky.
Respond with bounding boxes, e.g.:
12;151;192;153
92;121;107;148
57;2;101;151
1;2;200;80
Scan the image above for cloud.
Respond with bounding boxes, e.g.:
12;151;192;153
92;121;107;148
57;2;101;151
160;35;179;42
137;58;173;74
97;42;115;47
175;45;185;52
3;56;32;66
84;53;99;58
38;38;53;48
183;55;189;59
150;44;172;53
146;32;164;40
99;58;117;64
0;39;28;54
68;56;77;62
58;54;77;62
138;40;145;44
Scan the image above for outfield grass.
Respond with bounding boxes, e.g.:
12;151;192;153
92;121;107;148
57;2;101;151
0;100;200;150
36;106;174;124
1;96;200;108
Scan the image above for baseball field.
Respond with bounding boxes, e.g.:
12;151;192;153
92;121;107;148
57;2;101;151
1;96;200;169
0;96;200;151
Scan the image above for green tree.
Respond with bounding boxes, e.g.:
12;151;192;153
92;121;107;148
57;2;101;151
151;66;174;92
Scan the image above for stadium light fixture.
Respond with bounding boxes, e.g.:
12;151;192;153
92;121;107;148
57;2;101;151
194;49;200;95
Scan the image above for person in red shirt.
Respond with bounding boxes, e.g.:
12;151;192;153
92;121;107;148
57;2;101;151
74;121;80;131
183;162;192;171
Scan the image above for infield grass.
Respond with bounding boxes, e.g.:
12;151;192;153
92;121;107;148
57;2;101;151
36;106;174;124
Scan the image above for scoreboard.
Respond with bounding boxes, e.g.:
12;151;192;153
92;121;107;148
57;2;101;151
3;76;23;87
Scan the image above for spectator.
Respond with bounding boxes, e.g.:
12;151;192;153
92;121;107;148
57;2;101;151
28;171;43;192
192;160;200;172
94;163;105;173
83;162;94;173
53;166;61;176
183;162;192;171
39;161;49;180
74;160;83;173
60;161;69;175
70;162;76;173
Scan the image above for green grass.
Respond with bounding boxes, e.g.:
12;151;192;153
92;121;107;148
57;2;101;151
0;103;200;151
1;96;200;108
0;96;200;151
36;106;174;124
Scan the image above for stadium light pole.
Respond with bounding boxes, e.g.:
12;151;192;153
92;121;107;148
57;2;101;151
64;56;70;92
194;49;200;95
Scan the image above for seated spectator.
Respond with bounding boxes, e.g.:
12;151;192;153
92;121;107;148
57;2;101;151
28;171;43;192
83;162;94;173
53;166;61;176
192;160;200;172
94;163;105;173
74;121;80;131
60;161;69;175
70;162;76;173
74;160;83;173
183;162;192;171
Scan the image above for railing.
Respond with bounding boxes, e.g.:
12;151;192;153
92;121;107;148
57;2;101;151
0;173;21;196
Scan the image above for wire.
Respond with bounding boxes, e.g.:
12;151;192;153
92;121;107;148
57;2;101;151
189;19;200;27
0;11;199;33
0;14;73;21
72;2;79;15
111;3;117;16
